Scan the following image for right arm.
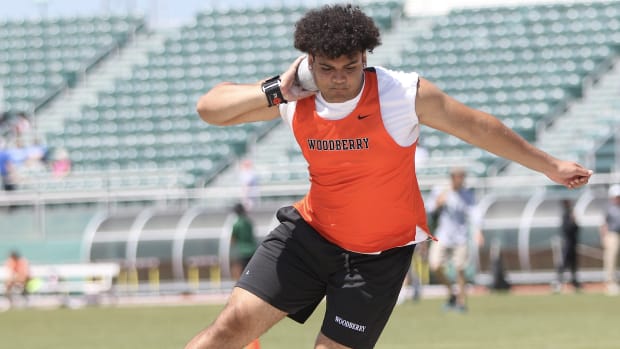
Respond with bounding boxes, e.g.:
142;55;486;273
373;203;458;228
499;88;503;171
196;56;316;126
196;81;280;126
415;78;592;189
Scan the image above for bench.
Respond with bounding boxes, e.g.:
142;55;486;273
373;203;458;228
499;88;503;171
0;262;120;307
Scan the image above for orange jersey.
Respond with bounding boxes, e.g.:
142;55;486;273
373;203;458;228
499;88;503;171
292;69;431;253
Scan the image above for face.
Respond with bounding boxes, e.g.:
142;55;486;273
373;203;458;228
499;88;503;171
451;172;465;189
308;52;366;103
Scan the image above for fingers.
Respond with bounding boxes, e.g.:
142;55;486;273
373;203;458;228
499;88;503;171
280;55;316;102
566;169;593;189
281;55;306;86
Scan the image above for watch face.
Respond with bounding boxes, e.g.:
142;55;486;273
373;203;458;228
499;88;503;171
270;93;283;105
262;77;285;106
262;76;281;92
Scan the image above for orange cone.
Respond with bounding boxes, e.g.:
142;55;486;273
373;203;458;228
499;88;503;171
245;338;261;349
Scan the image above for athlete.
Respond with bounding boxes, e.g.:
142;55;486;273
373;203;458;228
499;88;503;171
185;4;592;349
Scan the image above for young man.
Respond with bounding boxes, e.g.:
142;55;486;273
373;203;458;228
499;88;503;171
600;184;620;296
185;4;592;349
229;202;258;281
553;199;581;293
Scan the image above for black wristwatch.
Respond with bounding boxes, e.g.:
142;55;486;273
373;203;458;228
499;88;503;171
261;75;287;107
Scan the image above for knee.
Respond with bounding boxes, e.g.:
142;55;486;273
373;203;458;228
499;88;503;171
315;332;351;349
209;303;252;339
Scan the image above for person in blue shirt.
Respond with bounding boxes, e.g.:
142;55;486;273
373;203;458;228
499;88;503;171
0;147;17;191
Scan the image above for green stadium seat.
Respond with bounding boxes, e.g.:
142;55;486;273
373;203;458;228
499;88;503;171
385;0;620;177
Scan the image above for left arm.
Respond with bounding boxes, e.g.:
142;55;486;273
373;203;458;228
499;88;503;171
415;78;592;189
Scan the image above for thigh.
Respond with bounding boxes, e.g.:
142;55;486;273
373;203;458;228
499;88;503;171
428;242;447;270
220;287;287;336
321;245;415;349
605;232;620;265
315;332;352;349
236;206;333;323
604;233;620;258
452;244;469;271
187;287;287;348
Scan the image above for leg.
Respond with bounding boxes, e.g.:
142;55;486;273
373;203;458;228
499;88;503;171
428;243;454;306
410;255;422;301
453;244;470;309
455;269;467;307
603;232;620;294
315;332;352;349
4;280;15;305
552;242;569;293
567;243;580;289
4;278;26;306
559;240;569;283
319;246;415;349
184;287;286;349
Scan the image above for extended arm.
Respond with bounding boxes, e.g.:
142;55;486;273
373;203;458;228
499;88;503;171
415;78;592;189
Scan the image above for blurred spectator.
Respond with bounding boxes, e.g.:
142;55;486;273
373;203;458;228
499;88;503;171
0;137;52;189
404;241;429;302
600;185;620;296
29;138;49;164
24;140;47;171
0;112;11;140
4;250;31;306
13;112;31;141
230;202;258;281
0;111;33;145
553;199;581;293
238;159;259;210
7;139;30;168
50;147;71;178
427;167;484;312
0;146;17;191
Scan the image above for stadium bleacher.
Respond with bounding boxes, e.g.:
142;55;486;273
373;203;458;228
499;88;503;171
22;0;405;192
0;15;146;113
387;1;620;179
215;0;620;187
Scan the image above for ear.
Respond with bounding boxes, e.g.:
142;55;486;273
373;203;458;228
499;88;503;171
307;54;314;69
362;52;367;67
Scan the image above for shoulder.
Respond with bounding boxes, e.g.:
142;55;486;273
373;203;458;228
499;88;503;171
373;66;419;93
430;185;446;196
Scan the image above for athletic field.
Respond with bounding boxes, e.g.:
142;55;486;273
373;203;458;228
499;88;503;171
1;293;618;348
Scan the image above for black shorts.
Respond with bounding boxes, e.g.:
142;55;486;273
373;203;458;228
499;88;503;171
236;206;415;349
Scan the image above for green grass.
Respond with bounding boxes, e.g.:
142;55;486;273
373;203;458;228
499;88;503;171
1;293;618;348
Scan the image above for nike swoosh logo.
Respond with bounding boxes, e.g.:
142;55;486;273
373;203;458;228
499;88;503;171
357;114;370;119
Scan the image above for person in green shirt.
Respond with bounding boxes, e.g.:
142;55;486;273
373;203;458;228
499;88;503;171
230;203;258;280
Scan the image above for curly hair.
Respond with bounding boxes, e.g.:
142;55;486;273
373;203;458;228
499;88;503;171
294;4;381;59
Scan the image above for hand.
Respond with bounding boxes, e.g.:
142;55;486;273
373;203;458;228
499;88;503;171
474;229;485;247
545;160;593;189
280;55;318;102
435;190;449;207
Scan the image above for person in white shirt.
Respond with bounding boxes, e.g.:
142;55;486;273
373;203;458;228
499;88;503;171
427;167;483;312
